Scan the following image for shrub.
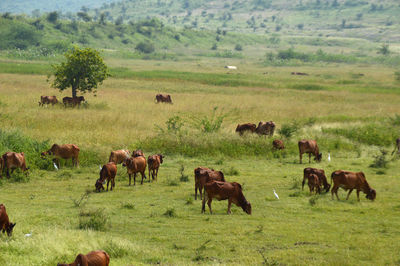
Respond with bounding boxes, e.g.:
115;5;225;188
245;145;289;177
234;44;243;51
179;165;189;182
194;107;226;133
223;166;239;176
163;208;176;217
121;202;135;209
395;71;400;81
185;197;193;205
103;240;130;258
370;149;389;168
279;121;300;139
211;43;217;50
47;11;59;23
309;195;319;206
79;209;109;231
0;23;42;50
135;42;155;53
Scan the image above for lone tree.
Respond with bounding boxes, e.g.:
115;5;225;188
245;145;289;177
48;47;109;98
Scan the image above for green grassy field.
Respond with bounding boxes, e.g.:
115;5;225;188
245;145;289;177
0;57;400;265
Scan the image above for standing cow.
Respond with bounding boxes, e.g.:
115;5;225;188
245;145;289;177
2;152;29;178
41;144;80;168
95;162;117;192
109;150;130;165
124;156;147;185
256;121;275;136
155;94;172;104
39;96;58;106
194;167;225;200
331;170;376;201
302;167;330;192
147;154;163;182
235;123;257;136
298;140;322;164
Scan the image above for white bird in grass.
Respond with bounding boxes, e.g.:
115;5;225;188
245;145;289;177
328;152;331;162
53;162;58;171
24;232;32;237
99;165;102;170
273;189;279;200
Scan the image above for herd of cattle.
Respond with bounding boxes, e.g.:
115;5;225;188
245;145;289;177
2;93;397;265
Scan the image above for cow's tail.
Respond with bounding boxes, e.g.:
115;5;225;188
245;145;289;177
219;171;225;182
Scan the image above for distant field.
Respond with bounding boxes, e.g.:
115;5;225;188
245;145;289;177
0;61;400;265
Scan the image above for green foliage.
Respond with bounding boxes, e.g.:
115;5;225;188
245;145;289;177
46;11;58;23
234;44;243;51
102;240;130;258
195;107;226;133
79;209;109;231
49;47;110;97
309;195;319;206
223;166;239;176
278;121;300;139
395;71;400;81
0;22;42;50
377;44;390;55
370;149;389;168
163;208;177;217
164;116;184;134
179;165;189;182
135;42;155;54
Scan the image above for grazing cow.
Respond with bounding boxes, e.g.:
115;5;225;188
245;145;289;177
0;204;16;237
298;140;322;164
302;168;331;192
63;96;85;107
155;94;172;104
109;149;130;164
272;139;285;150
147;154;163;182
291;72;308;76
235;123;257;136
124;156;147;185
255;121;275;136
41;144;80;168
202;181;251;215
307;173;321;194
331;170;376;201
391;138;400;155
2;152;28;178
194;167;225;200
57;250;110;266
39;96;58;106
132;149;144;158
95;162;117;192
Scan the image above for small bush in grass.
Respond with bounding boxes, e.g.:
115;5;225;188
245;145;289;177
370;149;389;168
57;170;73;179
179;165;189;182
121;202;135;209
278;120;300;139
9;169;30;183
376;170;386;175
103;240;130;258
215;158;224;165
290;177;301;190
395;71;400;81
79;209;109;231
186;197;193;205
234;44;243;51
167;178;179;186
389;114;400;126
309;195;319;206
72;189;92;207
163;208;176;217
289;191;301;197
224;166;239;176
135;42;155;54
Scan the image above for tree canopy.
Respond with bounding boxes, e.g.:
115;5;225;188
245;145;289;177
49;47;109;98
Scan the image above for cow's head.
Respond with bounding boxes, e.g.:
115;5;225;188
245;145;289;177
95;179;104;192
315;153;322;162
6;222;16;237
242;201;252;215
366;189;376;200
324;183;331;193
158;154;164;164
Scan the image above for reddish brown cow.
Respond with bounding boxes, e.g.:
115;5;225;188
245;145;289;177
0;204;16;237
302;168;331;192
235;123;257;136
125;156;147;185
63;96;85;107
331;170;376;201
95;162;117;192
147;154;163;182
256;121;275;136
39;96;58;106
41;144;80;168
391;138;400;155
202;181;251;215
2;152;28;178
155;94;172;104
109;149;130;164
307;173;321;194
194;167;225;200
57;250;110;266
272;139;285;150
298;139;322;164
132;149;144;158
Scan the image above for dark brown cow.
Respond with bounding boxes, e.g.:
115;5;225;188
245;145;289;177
147;154;163;182
331;170;376;201
2;152;28;178
39;96;58;106
202;181;251;215
155;94;172;104
391;138;400;155
95;162;117;192
302;168;330;192
57;250;110;266
132;149;144;158
272;139;285;150
307;173;321;194
298;139;322;164
0;204;16;237
125;156;147;185
194;167;225;200
291;72;308;76
41;144;80;168
255;121;275;136
235;123;256;136
63;96;85;107
109;149;130;164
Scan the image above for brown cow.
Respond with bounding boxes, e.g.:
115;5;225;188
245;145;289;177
0;204;16;237
256;121;275;136
155;94;172;104
291;72;308;76
57;250;110;266
202;181;251;215
331;170;376;201
109;149;130;164
302;168;331;192
272;139;285;150
391;138;400;155
39;96;58;106
95;162;117;192
63;96;85;107
132;149;144;158
147;154;163;182
41;144;80;168
235;123;256;136
124;156;147;185
307;173;321;194
298;139;322;164
194;167;225;200
2;152;28;178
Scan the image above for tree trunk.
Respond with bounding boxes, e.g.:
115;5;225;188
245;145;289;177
72;86;77;98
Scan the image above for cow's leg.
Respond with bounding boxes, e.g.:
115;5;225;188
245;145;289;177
141;172;144;185
155;168;159;182
76;156;79;167
302;177;306;190
299;152;302;164
308;153;311;163
106;179;110;191
6;168;10;178
201;195;206;213
207;198;213;214
112;178;115;189
195;183;198;200
148;168;151;182
356;190;360;201
346;189;353;200
227;198;232;214
331;185;338;200
134;173;137;186
199;185;203;200
128;174;131;186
